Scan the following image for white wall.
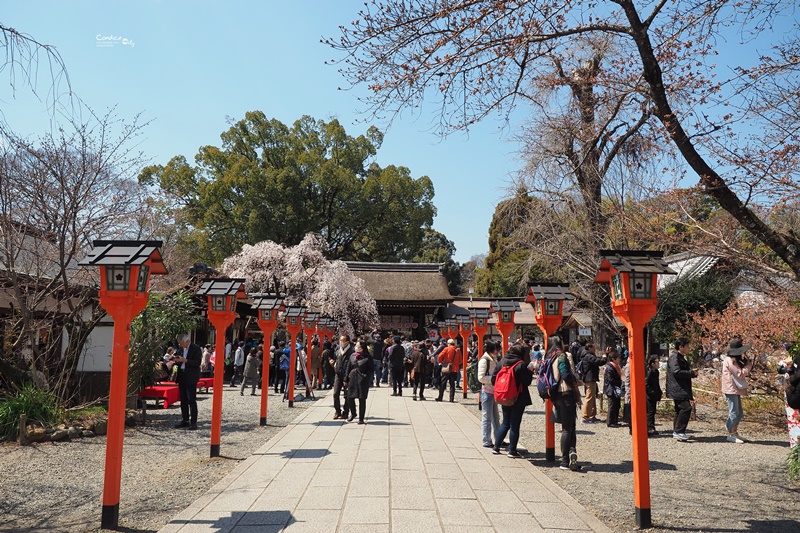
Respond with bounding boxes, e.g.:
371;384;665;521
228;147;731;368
76;322;114;372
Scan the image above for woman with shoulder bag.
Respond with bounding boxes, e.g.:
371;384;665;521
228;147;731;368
550;336;582;471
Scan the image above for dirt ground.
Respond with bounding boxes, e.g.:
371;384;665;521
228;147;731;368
460;393;800;532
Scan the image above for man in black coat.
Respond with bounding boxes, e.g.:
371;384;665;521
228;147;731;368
579;342;606;424
666;337;697;441
332;335;354;420
174;333;202;430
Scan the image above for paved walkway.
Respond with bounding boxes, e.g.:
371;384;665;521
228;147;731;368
159;386;612;533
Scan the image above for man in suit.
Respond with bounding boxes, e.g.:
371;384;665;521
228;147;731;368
174;333;202;430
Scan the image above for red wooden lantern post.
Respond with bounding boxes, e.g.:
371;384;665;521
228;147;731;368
445;317;459;344
469;308;491;363
595;250;675;529
490;300;521;354
284;305;306;407
252;294;284;426
302;312;319;398
526;283;573;463
197;278;247;458
79;240;167;529
457;315;473;398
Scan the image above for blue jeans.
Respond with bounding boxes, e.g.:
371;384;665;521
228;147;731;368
726;394;743;432
480;390;500;446
495;401;525;453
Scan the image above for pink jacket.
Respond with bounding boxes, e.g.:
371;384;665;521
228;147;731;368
721;356;752;396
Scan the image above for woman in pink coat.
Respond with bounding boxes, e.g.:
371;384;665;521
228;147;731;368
721;339;753;444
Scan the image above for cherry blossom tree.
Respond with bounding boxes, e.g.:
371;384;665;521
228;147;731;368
222;233;378;334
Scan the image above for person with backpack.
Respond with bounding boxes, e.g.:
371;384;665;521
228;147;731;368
547;336;582;471
491;343;534;458
477;341;500;448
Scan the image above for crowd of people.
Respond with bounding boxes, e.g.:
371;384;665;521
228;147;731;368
160;328;800;468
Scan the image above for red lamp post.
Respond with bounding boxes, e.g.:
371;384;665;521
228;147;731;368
302;312;319;398
283;305;306;407
526;282;573;463
490;300;521;354
196;278;247;458
445;318;459;344
79;240;167;530
595;250;675;529
436;320;448;343
457;315;473;398
469;308;491;362
252;294;284;426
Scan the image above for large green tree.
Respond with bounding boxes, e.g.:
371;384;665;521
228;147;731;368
139;113;437;264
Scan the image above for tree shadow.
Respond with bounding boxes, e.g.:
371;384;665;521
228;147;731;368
279;448;331;460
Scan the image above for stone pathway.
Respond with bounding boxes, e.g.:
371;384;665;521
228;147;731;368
159;386;612;533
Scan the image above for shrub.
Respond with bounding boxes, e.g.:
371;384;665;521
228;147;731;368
0;383;63;440
789;444;800;481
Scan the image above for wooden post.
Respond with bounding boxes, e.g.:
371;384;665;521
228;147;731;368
18;413;27;446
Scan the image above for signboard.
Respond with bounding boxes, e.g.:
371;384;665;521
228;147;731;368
578;327;592;337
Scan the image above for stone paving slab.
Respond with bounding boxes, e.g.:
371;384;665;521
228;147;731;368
158;386;613;533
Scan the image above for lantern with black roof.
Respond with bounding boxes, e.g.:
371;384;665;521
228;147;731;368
445;317;459;343
252;294;285;425
595;250;675;529
468;307;491;365
79;240;167;530
437;319;448;341
489;300;521;353
526;282;574;463
196;278;247;458
283;305;307;407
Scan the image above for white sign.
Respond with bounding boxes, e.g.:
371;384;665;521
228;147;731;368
578;327;592;337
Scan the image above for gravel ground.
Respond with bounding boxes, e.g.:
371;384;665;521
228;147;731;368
0;385;315;532
3;381;799;533
457;389;800;532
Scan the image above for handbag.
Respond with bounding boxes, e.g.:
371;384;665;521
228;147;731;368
732;374;747;389
441;363;452;374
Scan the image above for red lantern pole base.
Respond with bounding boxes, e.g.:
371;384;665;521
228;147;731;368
545;399;556;462
101;504;119;530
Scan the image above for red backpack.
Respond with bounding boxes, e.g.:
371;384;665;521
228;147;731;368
494;361;522;406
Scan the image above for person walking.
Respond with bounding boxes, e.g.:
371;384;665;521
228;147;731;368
477;341;500;448
491;343;534;457
388;336;407;397
343;340;374;423
309;340;322;390
240;348;261;396
332;335;354;419
174;333;202;430
549;336;581;471
436;338;460;402
722;338;754;443
645;356;662;436
666;337;697;442
230;341;245;387
411;342;430;401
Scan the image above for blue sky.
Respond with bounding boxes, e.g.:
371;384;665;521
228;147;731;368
2;1;524;264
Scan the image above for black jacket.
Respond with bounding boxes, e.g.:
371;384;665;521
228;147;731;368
666;350;694;401
579;350;606;382
646;367;663;402
334;344;354;378
389;343;406;369
491;353;533;408
603;362;623;397
344;352;373;399
176;343;202;384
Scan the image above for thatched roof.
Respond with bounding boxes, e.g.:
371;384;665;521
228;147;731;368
345;262;452;304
